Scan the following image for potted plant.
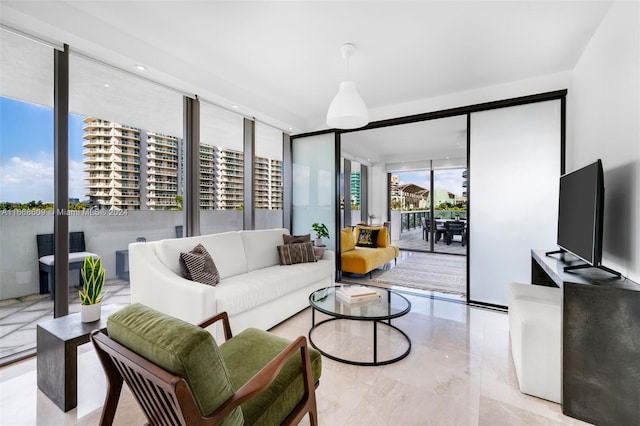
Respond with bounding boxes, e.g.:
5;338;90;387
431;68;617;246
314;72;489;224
311;223;329;247
79;256;105;322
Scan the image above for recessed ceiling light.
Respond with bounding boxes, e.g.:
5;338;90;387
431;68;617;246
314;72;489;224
288;127;293;131
231;105;239;109
103;83;110;88
135;65;146;71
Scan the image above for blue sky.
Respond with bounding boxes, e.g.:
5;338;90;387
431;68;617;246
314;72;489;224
0;97;85;203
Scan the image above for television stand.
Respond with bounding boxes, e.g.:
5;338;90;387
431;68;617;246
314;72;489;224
563;262;621;277
544;249;564;257
544;249;622;277
531;249;639;426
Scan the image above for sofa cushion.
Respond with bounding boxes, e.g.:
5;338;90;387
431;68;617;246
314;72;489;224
156;232;247;280
215;261;334;316
341;228;356;252
107;303;243;424
356;228;379;248
282;234;311;245
241;228;288;272
179;243;220;286
277;242;316;265
219;328;322;425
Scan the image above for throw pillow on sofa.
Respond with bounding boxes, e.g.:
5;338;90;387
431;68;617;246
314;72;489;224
282;233;311;245
356;228;379;248
340;228;356;252
179;243;220;286
277;241;316;265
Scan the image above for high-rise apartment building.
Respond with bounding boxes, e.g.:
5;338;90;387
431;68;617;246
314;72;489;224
255;156;283;209
146;131;181;210
350;171;361;206
213;147;244;210
83;118;282;211
83;117;141;210
199;145;215;209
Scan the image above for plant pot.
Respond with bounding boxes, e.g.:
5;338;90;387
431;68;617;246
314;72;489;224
315;238;323;247
81;303;101;323
313;246;326;260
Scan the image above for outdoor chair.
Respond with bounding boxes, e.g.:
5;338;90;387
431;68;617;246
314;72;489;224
36;231;98;299
444;220;467;246
421;217;442;243
91;303;321;426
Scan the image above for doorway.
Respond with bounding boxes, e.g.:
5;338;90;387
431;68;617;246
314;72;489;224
391;167;467;255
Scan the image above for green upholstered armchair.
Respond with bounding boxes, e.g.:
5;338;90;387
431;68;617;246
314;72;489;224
91;303;321;426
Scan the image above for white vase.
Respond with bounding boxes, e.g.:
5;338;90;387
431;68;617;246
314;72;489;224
81;303;101;323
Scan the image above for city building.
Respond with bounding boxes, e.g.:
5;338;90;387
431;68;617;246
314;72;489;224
145;131;181;210
83;118;281;211
83;117;142;210
350;171;361;206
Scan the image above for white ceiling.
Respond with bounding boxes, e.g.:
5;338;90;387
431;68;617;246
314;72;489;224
342;115;467;167
1;0;612;136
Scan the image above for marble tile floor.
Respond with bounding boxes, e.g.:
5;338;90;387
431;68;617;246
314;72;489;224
0;290;590;426
0;280;130;365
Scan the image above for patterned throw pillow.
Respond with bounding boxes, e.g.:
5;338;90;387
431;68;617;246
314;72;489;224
356;228;380;248
179;244;220;286
282;233;311;245
277;242;317;265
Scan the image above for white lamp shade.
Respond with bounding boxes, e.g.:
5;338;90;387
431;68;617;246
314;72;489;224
326;81;369;129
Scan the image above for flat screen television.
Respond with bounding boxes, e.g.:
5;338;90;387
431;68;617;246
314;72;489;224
557;159;604;266
555;159;619;276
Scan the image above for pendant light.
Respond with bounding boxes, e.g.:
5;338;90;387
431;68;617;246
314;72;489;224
326;43;369;129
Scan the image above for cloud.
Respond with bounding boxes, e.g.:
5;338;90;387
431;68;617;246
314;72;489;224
0;155;85;203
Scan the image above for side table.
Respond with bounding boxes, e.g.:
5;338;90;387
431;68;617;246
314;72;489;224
37;304;121;412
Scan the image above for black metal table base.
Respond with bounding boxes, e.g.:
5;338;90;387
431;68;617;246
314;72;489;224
308;314;412;366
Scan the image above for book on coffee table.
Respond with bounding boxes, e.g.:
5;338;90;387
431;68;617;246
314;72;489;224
336;286;381;303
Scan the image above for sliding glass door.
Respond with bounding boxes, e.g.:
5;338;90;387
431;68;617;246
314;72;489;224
469;100;561;306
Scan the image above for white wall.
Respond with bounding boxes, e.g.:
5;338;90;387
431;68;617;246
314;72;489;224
368;164;388;222
569;0;640;282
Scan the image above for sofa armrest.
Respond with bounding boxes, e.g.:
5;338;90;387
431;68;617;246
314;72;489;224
320;250;335;262
129;242;218;325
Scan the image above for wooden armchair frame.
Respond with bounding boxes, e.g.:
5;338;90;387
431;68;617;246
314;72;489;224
91;312;318;426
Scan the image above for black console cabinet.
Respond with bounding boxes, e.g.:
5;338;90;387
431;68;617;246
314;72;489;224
531;249;640;426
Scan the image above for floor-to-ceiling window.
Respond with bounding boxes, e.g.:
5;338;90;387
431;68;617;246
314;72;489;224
0;29;55;362
200;101;244;233
254;122;283;230
68;52;184;287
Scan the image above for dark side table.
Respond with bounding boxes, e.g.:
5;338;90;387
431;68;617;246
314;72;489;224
37;304;121;411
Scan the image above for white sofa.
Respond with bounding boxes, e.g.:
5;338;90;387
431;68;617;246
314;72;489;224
508;282;562;403
129;228;335;340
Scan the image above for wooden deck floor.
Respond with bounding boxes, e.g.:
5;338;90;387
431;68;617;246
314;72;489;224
393;227;467;255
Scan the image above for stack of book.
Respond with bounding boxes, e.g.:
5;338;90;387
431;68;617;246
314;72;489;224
336;285;381;303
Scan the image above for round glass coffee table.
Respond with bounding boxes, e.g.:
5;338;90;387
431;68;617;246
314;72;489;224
308;284;411;366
